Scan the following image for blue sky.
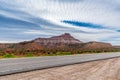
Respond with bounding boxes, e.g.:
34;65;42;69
0;0;120;45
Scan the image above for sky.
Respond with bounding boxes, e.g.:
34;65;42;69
0;0;120;45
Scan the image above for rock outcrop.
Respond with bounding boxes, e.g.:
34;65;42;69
33;33;82;46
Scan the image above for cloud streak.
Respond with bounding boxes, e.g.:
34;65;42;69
62;20;106;29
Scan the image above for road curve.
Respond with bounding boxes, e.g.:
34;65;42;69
0;52;120;76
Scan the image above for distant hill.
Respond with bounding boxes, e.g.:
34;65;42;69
82;41;112;49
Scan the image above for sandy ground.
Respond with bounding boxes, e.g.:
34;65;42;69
0;58;120;80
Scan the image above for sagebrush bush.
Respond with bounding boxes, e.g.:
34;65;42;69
25;53;34;57
3;54;15;58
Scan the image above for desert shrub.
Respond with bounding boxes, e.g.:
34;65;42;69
3;53;15;58
25;53;34;57
56;52;72;55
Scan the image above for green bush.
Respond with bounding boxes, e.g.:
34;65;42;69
3;54;15;58
25;53;34;57
56;52;72;55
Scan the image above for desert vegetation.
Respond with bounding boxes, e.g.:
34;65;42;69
0;46;120;58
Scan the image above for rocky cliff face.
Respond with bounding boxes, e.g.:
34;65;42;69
33;33;82;46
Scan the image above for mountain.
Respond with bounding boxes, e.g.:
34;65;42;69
0;33;116;55
14;33;82;50
33;33;82;46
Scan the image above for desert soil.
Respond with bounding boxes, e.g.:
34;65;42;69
0;58;120;80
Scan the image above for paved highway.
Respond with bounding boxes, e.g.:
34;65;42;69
0;52;120;76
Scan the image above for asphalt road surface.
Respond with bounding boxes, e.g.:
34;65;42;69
0;52;120;76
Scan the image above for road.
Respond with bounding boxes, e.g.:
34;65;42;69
0;52;120;76
1;57;120;80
